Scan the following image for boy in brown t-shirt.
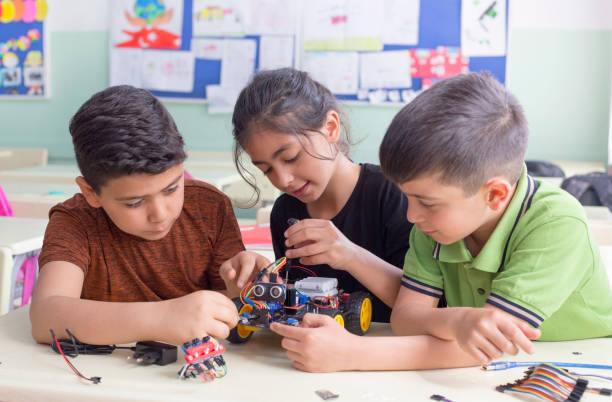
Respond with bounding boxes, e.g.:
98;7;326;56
30;86;247;346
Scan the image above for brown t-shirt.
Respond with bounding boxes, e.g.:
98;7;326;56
38;179;245;302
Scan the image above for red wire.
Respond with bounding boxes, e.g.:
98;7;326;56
287;265;317;277
53;335;99;383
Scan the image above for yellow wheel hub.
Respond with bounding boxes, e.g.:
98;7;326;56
360;298;372;332
236;304;257;338
334;314;345;327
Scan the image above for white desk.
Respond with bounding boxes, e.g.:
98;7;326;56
2;181;80;218
0;217;48;315
0;164;256;201
553;161;606;177
0;164;80;184
1;306;611;402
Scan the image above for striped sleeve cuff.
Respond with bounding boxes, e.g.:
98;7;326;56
401;275;443;298
486;293;544;328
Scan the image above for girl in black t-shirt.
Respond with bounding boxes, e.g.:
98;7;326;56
221;68;413;326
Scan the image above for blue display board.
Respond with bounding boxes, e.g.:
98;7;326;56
0;16;47;98
111;0;507;104
335;0;509;102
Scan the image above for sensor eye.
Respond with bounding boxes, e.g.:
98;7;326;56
269;285;283;299
253;284;265;297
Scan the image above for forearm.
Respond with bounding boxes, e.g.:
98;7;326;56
30;295;164;345
391;303;469;339
343;248;402;307
345;334;480;371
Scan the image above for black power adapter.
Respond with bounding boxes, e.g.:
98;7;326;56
131;341;178;366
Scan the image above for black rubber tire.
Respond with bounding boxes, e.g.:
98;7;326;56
227;297;254;344
343;291;372;335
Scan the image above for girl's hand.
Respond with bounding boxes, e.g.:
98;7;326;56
219;251;271;297
283;219;358;270
270;313;358;372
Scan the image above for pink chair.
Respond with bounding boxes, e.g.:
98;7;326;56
0;185;13;217
0;184;39;309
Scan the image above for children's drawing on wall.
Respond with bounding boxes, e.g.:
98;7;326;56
110;0;184;49
192;0;247;37
302;0;384;51
140;50;195;92
0;0;47;97
461;0;506;57
24;50;43;94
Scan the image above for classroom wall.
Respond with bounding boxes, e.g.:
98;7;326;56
0;0;610;167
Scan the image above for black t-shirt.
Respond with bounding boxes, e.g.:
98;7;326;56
270;163;412;322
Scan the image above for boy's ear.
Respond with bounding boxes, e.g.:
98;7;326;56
324;110;341;144
75;176;102;208
483;177;512;211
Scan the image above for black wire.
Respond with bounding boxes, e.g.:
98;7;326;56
49;329;133;357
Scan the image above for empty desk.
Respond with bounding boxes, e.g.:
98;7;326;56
0;217;48;315
2;181;80;218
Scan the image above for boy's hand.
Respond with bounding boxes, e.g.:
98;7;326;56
161;290;239;345
453;308;541;364
270;313;357;372
283;219;358;270
219;251;270;297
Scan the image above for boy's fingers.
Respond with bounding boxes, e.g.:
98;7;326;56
280;336;303;353
467;344;490;365
473;334;503;361
255;254;271;270
518;321;541;340
500;321;535;354
207;320;231;340
270;322;304;339
213;300;240;325
487;329;518;356
301;313;331;328
219;263;235;281
236;265;253;287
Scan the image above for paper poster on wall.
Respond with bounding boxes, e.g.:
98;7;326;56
302;51;359;95
141;50;195;92
258;36;294;70
206;84;241;114
191;38;224;59
383;0;420;45
243;0;298;35
303;0;384;51
110;0;183;49
359;51;412;90
461;0;506;57
0;0;48;98
220;38;256;89
192;0;246;37
410;47;469;79
110;48;143;87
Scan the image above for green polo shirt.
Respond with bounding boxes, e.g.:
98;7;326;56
402;167;612;341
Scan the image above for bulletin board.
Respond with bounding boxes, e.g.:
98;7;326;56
0;0;49;98
109;0;508;108
109;0;297;111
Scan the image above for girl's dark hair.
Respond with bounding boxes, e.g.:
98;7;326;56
69;85;186;192
231;68;351;204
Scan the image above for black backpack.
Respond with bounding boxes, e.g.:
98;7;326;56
526;160;565;178
561;172;612;212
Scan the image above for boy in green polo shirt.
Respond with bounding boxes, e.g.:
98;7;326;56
269;72;612;372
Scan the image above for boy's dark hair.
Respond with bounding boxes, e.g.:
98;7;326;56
231;67;351;203
69;85;186;192
380;72;528;194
